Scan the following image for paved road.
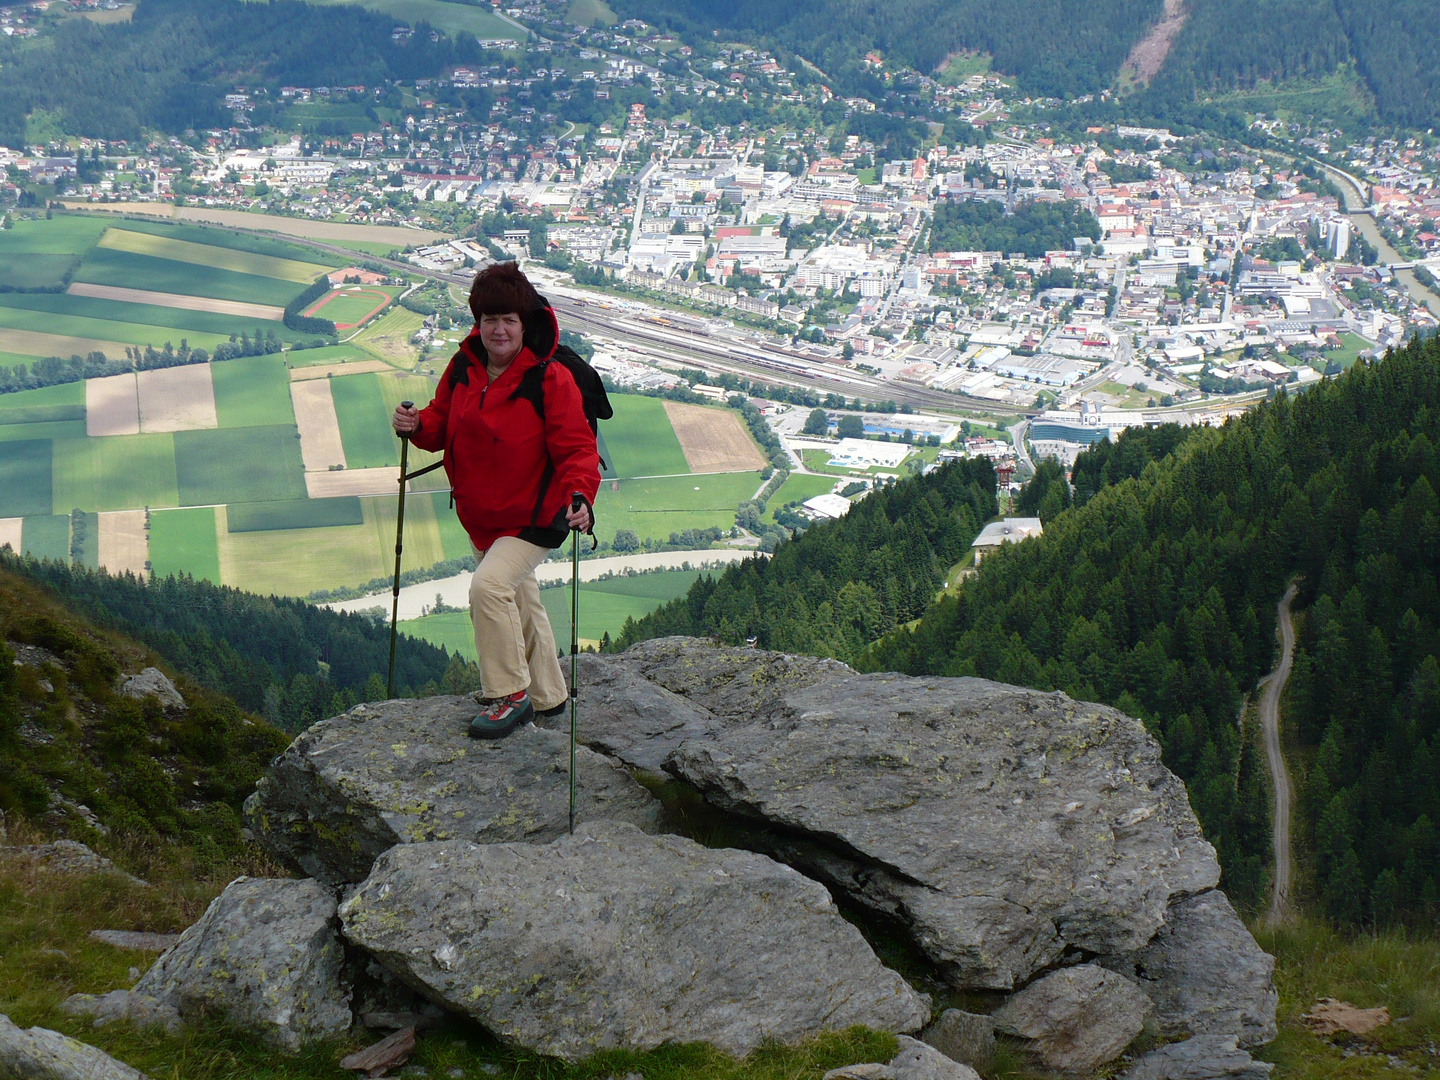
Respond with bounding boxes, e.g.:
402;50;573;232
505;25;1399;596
323;549;760;621
1260;582;1299;927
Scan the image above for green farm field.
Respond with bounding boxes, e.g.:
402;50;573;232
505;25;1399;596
18;515;70;562
0;440;52;517
97;227;331;284
174;425;306;506
604;394;690;478
73;249;303;308
0;215;109;290
285;344;376;366
0;299;240;354
0;420;88;444
353;306;425;364
147;506;220;583
768;472;840;512
566;0;617;26
52;434;178;513
331;372;400;469
0;383;84;414
211;356;294;429
0;292;298;344
590;472;756;546
401;569;705;657
96;217;347;267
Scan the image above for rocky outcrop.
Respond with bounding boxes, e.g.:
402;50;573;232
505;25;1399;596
613;653;1221;990
339;822;930;1062
0;839;147;886
1100;890;1277;1047
65;877;351;1050
0;1012;150;1080
993;964;1152;1073
244;696;662;885
920;1009;995;1069
118;668;185;712
1122;1035;1274;1080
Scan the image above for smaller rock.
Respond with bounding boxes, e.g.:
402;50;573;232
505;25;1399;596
66;877;351;1050
1299;999;1390;1036
822;1066;895;1080
1122;1035;1274;1080
920;1009;995;1069
0;840;145;885
994;964;1152;1073
118;667;185;711
89;930;181;952
890;1036;982;1080
0;1012;151;1080
446;1069;464;1080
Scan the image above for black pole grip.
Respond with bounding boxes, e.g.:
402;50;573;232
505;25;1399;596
398;401;414;441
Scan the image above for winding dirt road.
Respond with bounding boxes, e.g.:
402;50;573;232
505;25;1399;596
1260;583;1299;927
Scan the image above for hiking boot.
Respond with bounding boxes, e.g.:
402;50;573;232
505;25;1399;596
536;700;569;719
468;691;533;740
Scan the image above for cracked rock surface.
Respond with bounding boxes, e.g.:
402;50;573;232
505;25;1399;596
0;1012;151;1080
244;695;662;884
339;821;930;1062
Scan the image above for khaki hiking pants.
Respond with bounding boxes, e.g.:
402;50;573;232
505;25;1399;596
468;536;567;710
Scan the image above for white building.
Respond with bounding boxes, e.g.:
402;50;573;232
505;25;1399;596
972;517;1044;561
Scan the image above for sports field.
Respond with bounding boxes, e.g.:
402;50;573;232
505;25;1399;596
304;287;396;329
147;507;220;583
591;472;759;546
604;394;691;478
212;356;293;429
399;569;704;657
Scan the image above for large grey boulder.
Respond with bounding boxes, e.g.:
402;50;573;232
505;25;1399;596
657;664;1221;989
920;1009;995;1069
1100;890;1278;1047
118;667;185;712
992;964;1152;1073
339;821;930;1062
244;695;662;885
64;877;351;1050
1122;1035;1274;1080
0;1012;150;1080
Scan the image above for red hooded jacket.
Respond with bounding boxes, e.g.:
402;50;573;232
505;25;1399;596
408;304;600;552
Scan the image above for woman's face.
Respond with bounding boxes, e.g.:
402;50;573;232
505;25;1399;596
479;311;524;368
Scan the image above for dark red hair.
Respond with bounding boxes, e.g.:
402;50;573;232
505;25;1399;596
469;261;543;321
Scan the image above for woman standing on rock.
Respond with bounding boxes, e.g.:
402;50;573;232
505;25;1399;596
392;263;599;740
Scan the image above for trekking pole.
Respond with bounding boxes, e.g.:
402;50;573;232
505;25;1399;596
386;401;414;700
568;492;583;835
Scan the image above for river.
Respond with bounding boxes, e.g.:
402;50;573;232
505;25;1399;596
1321;166;1440;321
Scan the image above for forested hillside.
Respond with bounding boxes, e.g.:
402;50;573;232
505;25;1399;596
612;0;1164;99
609;456;998;659
0;0;488;146
0;553;474;731
866;338;1440;926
